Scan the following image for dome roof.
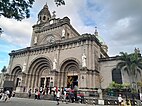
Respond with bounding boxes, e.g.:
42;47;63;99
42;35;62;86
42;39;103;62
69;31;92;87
94;27;105;45
96;35;105;45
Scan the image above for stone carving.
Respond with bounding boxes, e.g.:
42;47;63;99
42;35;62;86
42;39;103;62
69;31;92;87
18;78;22;86
82;53;86;67
22;62;26;72
61;29;65;38
34;36;37;44
52;11;56;18
53;58;57;70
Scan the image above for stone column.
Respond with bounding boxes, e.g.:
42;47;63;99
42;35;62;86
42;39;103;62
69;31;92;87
87;70;92;88
92;72;96;88
60;71;64;87
26;74;30;89
37;75;41;89
63;72;66;87
29;75;33;91
21;73;26;92
34;75;38;88
31;75;36;91
24;74;28;91
28;74;32;88
80;68;87;88
58;72;61;87
44;76;46;88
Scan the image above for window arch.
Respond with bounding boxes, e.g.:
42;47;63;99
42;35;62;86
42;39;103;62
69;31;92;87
112;68;122;84
43;16;46;20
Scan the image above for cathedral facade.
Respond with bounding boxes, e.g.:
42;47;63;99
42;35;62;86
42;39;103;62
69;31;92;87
5;4;134;92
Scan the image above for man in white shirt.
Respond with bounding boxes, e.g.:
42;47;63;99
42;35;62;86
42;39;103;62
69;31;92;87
56;90;61;105
118;94;123;106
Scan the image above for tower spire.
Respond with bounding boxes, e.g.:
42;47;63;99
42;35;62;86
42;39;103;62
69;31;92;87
37;3;51;24
94;26;98;36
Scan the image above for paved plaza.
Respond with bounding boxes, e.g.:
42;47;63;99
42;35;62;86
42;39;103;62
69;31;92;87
0;97;118;106
0;97;86;106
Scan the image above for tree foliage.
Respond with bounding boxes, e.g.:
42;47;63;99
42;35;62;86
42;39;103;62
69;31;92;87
0;0;35;21
116;51;142;90
0;0;65;21
108;81;124;90
54;0;65;6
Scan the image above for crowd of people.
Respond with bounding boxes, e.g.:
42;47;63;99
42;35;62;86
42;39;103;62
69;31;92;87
118;94;132;106
0;89;14;102
27;86;84;105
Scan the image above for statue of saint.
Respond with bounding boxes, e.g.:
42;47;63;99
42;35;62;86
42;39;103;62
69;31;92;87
53;58;57;70
22;62;26;72
34;36;37;44
52;11;56;18
18;78;21;86
82;53;86;67
61;29;65;38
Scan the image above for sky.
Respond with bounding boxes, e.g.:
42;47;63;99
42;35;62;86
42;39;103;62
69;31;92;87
0;0;142;70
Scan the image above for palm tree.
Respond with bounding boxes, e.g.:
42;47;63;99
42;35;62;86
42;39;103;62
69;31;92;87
116;52;142;92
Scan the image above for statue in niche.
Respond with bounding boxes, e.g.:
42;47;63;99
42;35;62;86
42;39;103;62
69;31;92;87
18;78;21;86
53;58;57;70
82;53;86;67
22;62;26;72
61;29;65;38
34;36;38;44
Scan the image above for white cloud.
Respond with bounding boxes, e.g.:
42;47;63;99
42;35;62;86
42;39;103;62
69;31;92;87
0;17;32;47
0;0;142;63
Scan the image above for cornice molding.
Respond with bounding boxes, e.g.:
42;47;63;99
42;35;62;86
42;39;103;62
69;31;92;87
9;34;105;57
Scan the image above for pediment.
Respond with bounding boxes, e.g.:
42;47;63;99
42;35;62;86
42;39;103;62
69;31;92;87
39;34;55;45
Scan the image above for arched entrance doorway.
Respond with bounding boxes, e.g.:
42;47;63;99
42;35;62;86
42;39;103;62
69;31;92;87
11;66;22;91
60;59;80;89
27;57;52;91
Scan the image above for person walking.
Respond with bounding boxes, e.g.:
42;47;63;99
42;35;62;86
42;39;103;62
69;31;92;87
118;94;123;106
56;89;61;105
28;89;32;98
2;90;10;102
63;89;67;103
34;89;38;99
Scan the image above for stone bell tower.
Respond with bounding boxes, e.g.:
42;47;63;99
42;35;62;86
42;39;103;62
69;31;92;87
37;4;51;24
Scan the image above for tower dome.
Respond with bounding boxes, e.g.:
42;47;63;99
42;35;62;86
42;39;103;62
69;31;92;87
37;4;51;24
94;27;108;53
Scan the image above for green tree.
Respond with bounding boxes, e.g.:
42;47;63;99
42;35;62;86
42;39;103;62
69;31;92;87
109;81;124;90
0;0;65;21
116;51;142;91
